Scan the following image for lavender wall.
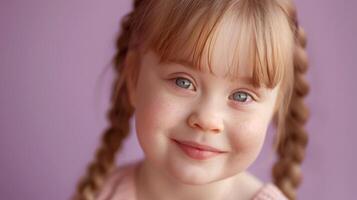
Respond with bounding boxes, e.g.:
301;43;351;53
1;0;356;199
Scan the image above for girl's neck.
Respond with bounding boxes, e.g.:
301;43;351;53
134;159;262;200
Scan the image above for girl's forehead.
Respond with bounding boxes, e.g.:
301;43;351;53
157;12;254;82
138;0;294;89
202;14;253;80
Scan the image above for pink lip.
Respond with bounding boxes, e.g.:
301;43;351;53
175;140;225;153
172;139;226;160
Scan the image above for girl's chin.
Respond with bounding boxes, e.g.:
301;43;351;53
166;164;226;186
170;173;215;185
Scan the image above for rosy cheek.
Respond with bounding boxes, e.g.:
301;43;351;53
136;101;165;133
229;119;268;155
135;90;184;134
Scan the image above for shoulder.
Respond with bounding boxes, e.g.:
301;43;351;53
233;172;288;200
251;183;288;200
96;161;140;200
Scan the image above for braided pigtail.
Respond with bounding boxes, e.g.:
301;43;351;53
72;1;144;199
272;15;310;200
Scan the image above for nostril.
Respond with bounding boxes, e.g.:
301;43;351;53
187;112;224;133
212;128;221;134
193;122;202;129
189;120;223;133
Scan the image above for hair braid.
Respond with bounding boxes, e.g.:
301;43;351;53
72;1;144;199
272;15;310;200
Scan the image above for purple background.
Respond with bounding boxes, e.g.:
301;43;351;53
1;0;356;199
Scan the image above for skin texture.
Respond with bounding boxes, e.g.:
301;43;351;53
126;15;281;200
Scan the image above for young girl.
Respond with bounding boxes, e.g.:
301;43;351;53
73;0;309;199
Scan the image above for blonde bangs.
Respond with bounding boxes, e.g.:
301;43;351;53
136;0;295;89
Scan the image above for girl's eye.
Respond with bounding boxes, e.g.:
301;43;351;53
230;91;253;103
175;77;195;90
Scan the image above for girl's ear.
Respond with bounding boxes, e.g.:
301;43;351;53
124;49;141;108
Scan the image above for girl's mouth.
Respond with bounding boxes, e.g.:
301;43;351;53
171;139;226;160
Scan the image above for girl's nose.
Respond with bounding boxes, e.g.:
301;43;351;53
187;111;224;134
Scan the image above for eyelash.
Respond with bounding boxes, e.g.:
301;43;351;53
171;77;255;104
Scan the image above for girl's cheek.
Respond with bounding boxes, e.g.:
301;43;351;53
229;118;268;154
136;89;186;132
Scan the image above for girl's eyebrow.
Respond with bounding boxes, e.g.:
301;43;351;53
164;58;197;71
165;58;256;86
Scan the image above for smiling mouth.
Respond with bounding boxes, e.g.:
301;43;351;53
172;139;226;160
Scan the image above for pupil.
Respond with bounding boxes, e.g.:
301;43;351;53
234;92;247;101
176;78;190;88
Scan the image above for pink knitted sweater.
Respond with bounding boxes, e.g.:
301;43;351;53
97;162;288;200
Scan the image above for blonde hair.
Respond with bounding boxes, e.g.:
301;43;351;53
72;0;309;199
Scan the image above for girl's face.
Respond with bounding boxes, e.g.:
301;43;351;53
129;47;280;185
128;18;280;184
